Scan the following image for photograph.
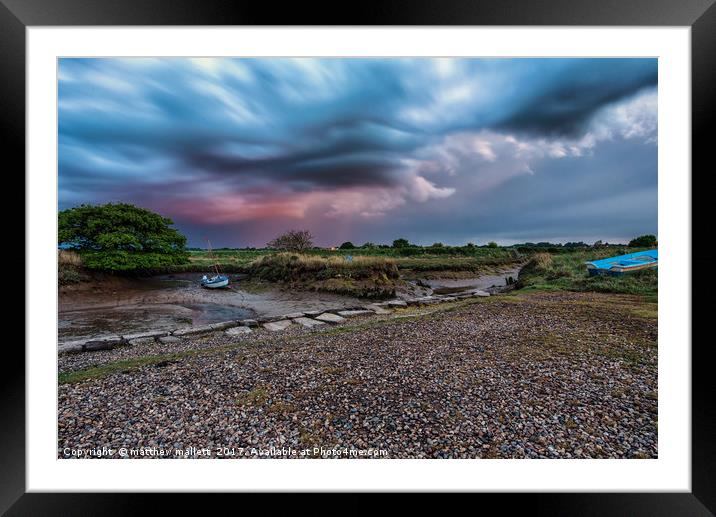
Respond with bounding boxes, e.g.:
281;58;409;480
56;56;660;460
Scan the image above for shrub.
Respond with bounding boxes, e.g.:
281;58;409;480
628;235;657;247
267;229;314;251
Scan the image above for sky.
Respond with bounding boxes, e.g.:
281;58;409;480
58;57;657;247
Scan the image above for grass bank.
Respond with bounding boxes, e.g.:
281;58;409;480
249;253;401;298
515;249;657;300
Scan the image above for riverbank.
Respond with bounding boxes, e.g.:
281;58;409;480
58;291;657;459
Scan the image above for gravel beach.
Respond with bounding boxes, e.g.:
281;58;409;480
58;291;657;459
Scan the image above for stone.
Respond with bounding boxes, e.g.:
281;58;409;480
263;320;293;331
122;330;168;341
472;290;490;297
439;296;457;302
364;304;392;315
292;317;326;328
337;309;374;318
303;310;324;317
226;326;252;336
386;300;408;307
128;337;156;346
315;313;346;324
159;335;182;344
240;319;259;327
58;340;86;354
282;312;305;319
173;325;216;336
83;335;124;352
210;321;237;331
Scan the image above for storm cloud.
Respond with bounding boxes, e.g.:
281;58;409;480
58;58;657;247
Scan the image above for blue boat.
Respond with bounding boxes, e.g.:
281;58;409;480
586;249;658;276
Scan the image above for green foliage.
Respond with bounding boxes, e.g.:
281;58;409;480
80;250;190;272
628;234;657;247
339;241;356;249
392;238;410;248
58;203;188;272
516;249;657;298
431;242;444;248
487;241;498;248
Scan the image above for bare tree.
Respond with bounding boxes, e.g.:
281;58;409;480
267;229;314;251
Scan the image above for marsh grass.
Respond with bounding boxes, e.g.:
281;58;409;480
516;249;657;298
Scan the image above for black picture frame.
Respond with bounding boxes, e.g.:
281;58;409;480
4;0;713;511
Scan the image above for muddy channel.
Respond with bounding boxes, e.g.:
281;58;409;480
58;268;520;341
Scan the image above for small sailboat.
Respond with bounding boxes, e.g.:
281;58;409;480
585;249;657;276
201;238;230;289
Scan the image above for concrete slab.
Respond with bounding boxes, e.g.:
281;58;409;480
337;310;374;318
315;313;346;324
293;317;326;328
263;320;293;331
226;326;252;336
364;304;392;314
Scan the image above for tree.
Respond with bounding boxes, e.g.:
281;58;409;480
339;241;355;249
431;242;444;248
361;242;376;248
628;234;657;247
58;203;188;271
487;241;498;248
392;238;410;248
267;229;314;251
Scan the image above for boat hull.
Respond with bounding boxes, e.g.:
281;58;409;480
586;249;658;276
201;276;229;288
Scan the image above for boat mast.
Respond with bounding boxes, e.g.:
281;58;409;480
206;238;221;276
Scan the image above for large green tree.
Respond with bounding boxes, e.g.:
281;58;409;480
58;203;188;271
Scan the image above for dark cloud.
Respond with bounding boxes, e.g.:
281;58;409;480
494;59;658;136
58;58;658;246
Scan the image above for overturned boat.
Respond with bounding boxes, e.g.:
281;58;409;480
586;249;658;276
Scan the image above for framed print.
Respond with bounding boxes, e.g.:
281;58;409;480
4;0;714;512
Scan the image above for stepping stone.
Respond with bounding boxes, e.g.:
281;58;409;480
58;340;86;354
263;320;293;331
122;330;168;341
226;326;252;336
210;321;237;331
439;296;457;302
315;313;346;324
128;337;156;346
240;319;259;327
282;312;305;319
83;335;124;351
364;304;392;315
472;290;490;297
337;310;374;318
159;335;182;344
303;310;324;317
173;325;215;336
293;317;326;328
387;300;407;307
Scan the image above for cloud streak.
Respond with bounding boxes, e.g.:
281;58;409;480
58;58;657;246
